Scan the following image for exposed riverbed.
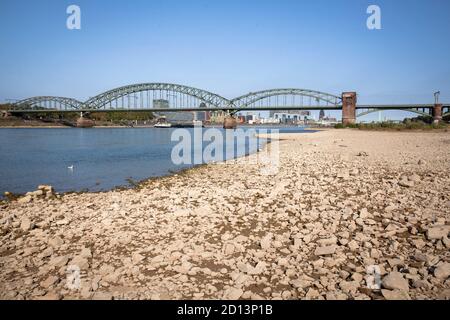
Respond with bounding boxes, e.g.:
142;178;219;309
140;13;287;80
0;129;449;300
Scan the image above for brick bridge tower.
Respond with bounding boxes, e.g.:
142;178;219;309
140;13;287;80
341;92;357;125
432;104;443;124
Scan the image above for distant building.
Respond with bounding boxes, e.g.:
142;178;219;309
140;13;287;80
195;103;208;121
153;99;169;109
269;110;312;124
318;116;339;126
153;99;194;122
319;109;325;120
209;111;227;124
269;110;310;117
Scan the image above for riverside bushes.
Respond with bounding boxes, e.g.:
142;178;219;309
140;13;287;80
335;121;448;130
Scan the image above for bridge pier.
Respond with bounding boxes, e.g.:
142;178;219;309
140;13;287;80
432;104;443;124
76;112;95;128
342;92;357;125
223;115;237;129
1;110;11;118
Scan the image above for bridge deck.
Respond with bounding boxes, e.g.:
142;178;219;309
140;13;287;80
7;104;449;113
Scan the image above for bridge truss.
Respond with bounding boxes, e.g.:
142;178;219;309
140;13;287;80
443;106;450;117
356;105;436;118
230;89;341;111
82;83;231;110
13;96;83;111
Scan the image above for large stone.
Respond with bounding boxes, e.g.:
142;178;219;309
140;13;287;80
305;288;320;299
225;288;243;300
339;280;359;294
40;276;59;289
174;262;192;274
20;217;32;232
92;292;113;300
102;272;120;283
247;262;266;275
131;252;145;264
347;240;359;251
412;280;431;289
80;247;92;259
99;264;115;276
48;236;64;248
35;291;61;300
38;185;54;195
434;262;450;280
260;234;272;250
223;243;235;255
398;178;414;188
278;258;289;266
359;208;370;219
443;236;450;249
17;195;33;204
56;219;69;226
26;190;44;197
427;226;450;240
314;245;336;256
237;262;248;273
70;256;89;270
23;247;39;257
49;255;69;268
290;278;311;289
381;289;411;300
382;272;409;292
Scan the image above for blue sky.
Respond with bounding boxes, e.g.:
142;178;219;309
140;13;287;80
0;0;449;120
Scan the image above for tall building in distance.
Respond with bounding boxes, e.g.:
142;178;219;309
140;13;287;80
319;109;325;120
153;99;193;122
153;99;169;109
268;110;311;123
195;103;208;121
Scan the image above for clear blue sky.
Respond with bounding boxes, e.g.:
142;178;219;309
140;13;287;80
1;0;449;120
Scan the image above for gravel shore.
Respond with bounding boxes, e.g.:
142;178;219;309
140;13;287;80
1;129;449;300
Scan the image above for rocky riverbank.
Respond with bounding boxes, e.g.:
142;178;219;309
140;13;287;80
0;129;449;300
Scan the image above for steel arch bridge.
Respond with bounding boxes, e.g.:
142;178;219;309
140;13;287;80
230;88;341;111
7;84;450;123
82;83;231;110
443;107;450;118
14;96;83;110
356;107;434;118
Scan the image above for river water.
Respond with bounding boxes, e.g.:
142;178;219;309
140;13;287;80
0;127;313;196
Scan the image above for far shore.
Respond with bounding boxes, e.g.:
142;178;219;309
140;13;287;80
0;124;323;129
0;125;448;133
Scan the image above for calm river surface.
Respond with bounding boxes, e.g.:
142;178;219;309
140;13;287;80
0;127;313;196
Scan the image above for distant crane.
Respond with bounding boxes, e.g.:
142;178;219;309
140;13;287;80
434;91;440;104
